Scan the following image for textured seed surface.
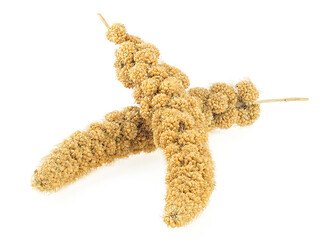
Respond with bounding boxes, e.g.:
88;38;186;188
105;25;260;227
33;21;260;228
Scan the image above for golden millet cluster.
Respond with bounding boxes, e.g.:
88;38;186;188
32;21;261;227
32;106;156;192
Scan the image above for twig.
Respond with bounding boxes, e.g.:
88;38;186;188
97;13;109;29
254;97;309;104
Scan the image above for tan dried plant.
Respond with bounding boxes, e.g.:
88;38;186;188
32;14;308;227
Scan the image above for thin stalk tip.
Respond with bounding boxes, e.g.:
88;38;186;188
254;97;309;104
97;13;110;29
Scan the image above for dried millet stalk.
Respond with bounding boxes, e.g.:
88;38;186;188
32;82;253;192
99;13;307;226
100;14;278;227
32;14;309;228
32;106;156;192
101;17;217;227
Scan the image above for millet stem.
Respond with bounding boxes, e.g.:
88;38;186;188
97;13;109;29
254;97;309;104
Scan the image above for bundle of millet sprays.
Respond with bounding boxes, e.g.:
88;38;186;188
32;14;308;227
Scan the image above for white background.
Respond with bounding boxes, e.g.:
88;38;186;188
0;0;325;239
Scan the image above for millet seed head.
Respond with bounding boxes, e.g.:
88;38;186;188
106;23;128;44
34;17;264;228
